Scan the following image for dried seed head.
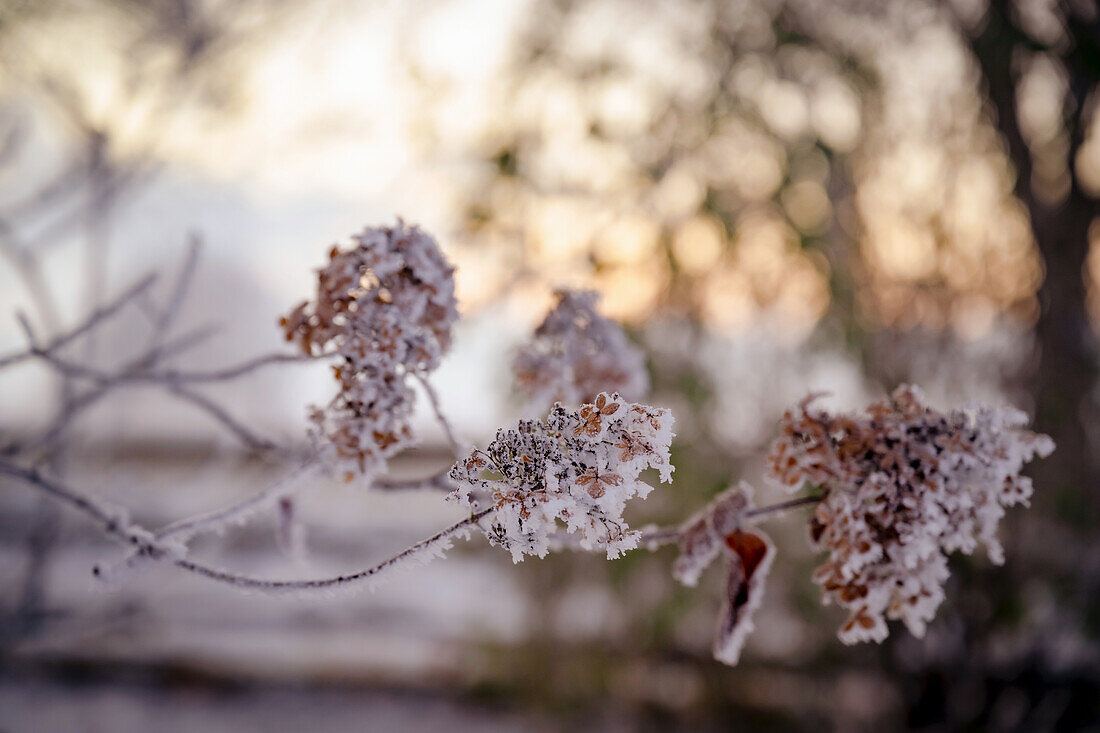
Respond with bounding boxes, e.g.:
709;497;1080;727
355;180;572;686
283;221;458;374
286;222;458;481
767;385;1054;644
449;393;674;562
514;289;649;411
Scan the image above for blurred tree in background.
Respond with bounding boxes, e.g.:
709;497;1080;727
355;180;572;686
442;0;1100;726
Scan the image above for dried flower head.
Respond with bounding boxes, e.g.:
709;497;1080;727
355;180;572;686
281;221;458;374
513;289;649;410
768;385;1054;644
672;482;775;666
449;393;674;562
283;222;458;480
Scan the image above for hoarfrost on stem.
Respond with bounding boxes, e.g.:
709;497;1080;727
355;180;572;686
768;385;1054;644
448;393;674;562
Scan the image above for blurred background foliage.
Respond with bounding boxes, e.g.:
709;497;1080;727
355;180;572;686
1;0;1099;729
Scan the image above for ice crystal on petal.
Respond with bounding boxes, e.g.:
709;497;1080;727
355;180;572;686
282;222;458;480
514;289;649;410
449;393;674;562
767;385;1054;645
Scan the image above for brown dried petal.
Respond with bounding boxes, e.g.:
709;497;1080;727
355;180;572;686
713;529;774;666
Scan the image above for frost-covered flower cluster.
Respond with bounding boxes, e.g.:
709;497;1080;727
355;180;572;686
513;289;649;410
281;222;458;481
768;385;1054;644
672;482;774;666
448;393;674;561
305;371;415;480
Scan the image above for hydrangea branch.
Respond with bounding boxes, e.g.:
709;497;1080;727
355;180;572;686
170;508;491;595
0;218;1056;671
559;493;824;553
373;467;455;492
412;371;464;458
0;456;489;595
153;456;322;543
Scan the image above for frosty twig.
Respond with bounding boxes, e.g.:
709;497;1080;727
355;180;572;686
0;456;490;595
0;272;158;370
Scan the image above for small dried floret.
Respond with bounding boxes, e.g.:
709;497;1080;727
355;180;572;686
284;222;458;480
309;372;416;483
767;385;1054;644
449;393;674;561
513;289;649;410
671;482;774;666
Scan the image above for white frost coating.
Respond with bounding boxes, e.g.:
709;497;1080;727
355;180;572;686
768;384;1055;645
672;481;755;587
514;289;649;411
449;393;674;562
170;513;483;599
156;458;321;543
281;221;459;482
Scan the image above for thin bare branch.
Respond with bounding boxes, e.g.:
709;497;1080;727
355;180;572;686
25;325;221;457
639;525;680;547
155;233;202;335
169;509;490;595
153;352;322;384
412;371;464;458
48;272;158;353
0;222;61;333
548;523;680;552
0;457;488;596
165;383;279;453
372;467;454;492
552;494;824;554
29;349;317;386
744;494;823;518
0;272;158;370
0;459;126;532
95;455;321;580
155;456;319;542
15;312;36;346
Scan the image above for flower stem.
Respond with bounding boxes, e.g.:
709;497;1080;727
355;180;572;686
744;493;824;519
638;492;824;550
0;455;489;595
171;509;491;594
